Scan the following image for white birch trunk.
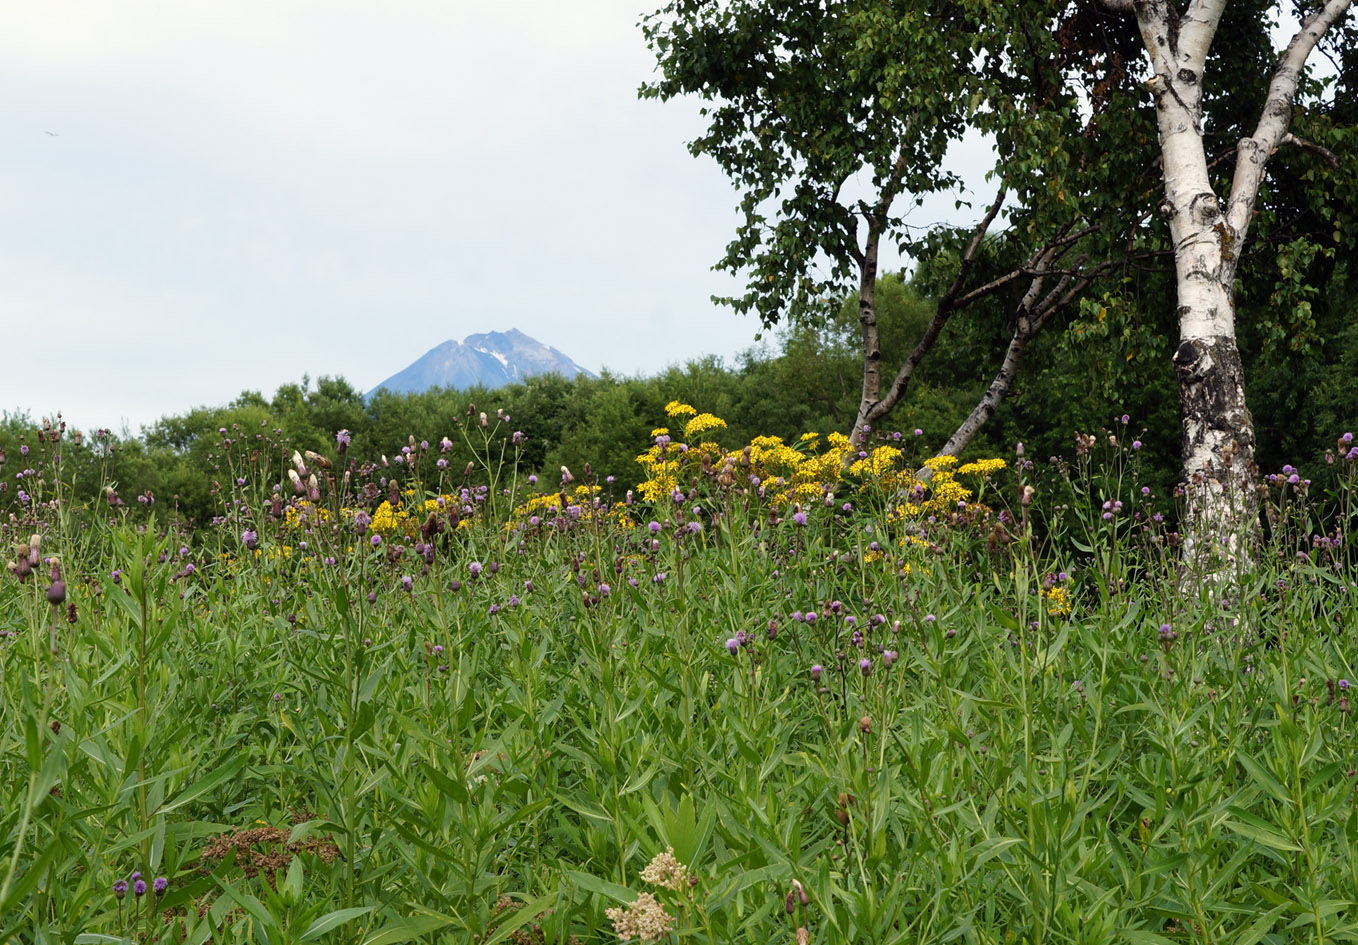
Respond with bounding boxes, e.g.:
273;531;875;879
1108;0;1351;583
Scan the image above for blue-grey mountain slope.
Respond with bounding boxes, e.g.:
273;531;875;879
367;329;595;397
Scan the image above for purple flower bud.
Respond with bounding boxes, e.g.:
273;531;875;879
859;658;872;676
810;664;823;681
725;638;740;656
113;880;128;900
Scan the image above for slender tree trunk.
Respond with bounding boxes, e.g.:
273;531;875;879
919;254;1088;481
929;296;1043;472
848;186;1009;450
850;229;883;446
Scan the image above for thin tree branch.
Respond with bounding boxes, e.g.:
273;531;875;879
1279;131;1341;168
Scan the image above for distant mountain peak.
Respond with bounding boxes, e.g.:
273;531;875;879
367;329;595;398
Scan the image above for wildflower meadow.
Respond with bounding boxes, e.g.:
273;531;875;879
3;404;1358;944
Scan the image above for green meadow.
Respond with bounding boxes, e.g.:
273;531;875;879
3;409;1357;944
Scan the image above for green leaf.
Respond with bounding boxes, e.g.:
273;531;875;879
1236;752;1289;805
1225;808;1302;853
360;914;453;945
155;754;246;815
565;870;637;904
301;906;375;941
423;763;469;805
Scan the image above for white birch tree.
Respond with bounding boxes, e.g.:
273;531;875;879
1100;0;1352;577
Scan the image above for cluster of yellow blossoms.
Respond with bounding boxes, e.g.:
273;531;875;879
505;484;633;533
635;402;1008;518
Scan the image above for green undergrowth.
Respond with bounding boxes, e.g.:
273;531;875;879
2;424;1358;944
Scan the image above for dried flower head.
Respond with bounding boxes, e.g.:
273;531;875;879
605;891;675;943
639;847;691;892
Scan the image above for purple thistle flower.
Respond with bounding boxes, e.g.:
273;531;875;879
133;879;147;897
468;561;483;577
810;664;823;681
725;638;740;656
153;877;168;896
113;880;128;900
859;658;872;676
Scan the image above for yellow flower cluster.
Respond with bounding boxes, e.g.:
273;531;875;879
635;440;682;503
364;495;464;539
958;458;1007;478
683;412;727;440
506;485;632;532
633;403;1009;521
283;500;330;529
369;500;411;538
1042;585;1073;618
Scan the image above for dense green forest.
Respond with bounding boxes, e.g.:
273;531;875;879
4;262;1355;529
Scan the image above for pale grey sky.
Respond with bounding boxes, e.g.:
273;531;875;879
2;2;992;434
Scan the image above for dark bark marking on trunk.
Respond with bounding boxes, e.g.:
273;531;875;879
1175;337;1256;449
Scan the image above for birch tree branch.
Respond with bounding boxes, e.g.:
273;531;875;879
1178;0;1229;72
1225;0;1353;234
1280;132;1341;167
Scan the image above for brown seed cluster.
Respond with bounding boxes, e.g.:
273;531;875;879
199;822;341;889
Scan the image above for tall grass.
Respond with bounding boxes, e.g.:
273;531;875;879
2;415;1356;944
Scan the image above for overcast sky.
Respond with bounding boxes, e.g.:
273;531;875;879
2;2;994;435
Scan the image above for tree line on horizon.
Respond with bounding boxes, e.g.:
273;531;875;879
3;263;1355;528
